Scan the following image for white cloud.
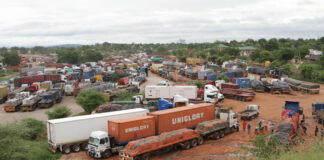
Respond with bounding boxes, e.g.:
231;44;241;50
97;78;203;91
0;0;323;46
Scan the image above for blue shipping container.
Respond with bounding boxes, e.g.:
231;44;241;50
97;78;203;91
207;73;217;81
222;72;235;79
82;70;94;79
140;67;147;73
312;103;324;113
236;78;251;88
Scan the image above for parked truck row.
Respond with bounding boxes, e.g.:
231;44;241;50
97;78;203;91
46;103;237;160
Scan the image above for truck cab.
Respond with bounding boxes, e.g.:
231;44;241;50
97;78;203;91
204;84;224;103
219;109;237;128
284;101;303;115
247;104;259;111
88;131;122;158
312;102;324;116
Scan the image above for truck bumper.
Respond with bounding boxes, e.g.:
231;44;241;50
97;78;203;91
21;107;32;111
88;150;101;159
4;106;16;112
245;97;254;101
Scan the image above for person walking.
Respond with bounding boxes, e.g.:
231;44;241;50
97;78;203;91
264;124;268;132
321;128;324;138
303;125;307;135
243;121;247;132
247;124;251;135
271;123;275;134
236;121;240;132
258;121;262;128
315;126;319;136
255;127;258;135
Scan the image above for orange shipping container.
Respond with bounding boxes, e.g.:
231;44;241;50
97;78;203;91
108;116;155;144
148;103;215;134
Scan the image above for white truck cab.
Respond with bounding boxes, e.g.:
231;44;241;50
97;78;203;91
219;110;237;128
88;131;123;158
247;104;259;111
204;84;224;103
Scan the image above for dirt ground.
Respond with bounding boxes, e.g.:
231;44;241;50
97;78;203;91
61;74;324;160
0;96;83;124
140;71;175;92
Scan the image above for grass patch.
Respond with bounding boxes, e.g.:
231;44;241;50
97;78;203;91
0;72;19;82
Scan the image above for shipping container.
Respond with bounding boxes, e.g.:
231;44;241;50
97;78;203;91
145;85;197;100
236;78;251;89
82;70;95;79
108;116;155;144
148;103;215;134
21;67;44;73
47;108;149;153
198;69;213;80
207;73;217;81
221;72;235;79
0;86;8;103
118;78;129;85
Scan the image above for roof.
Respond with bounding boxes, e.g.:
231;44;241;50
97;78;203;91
216;44;229;48
109;116;154;123
47;108;148;124
238;46;256;50
148;103;212;115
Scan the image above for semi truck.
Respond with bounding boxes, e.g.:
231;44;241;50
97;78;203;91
119;108;237;160
89;104;237;159
4;92;29;112
47;108;149;154
238;104;259;120
312;103;324;124
38;89;63;108
284;77;320;94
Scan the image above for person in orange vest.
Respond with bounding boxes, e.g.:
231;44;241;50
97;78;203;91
243;121;247;132
264;124;268;132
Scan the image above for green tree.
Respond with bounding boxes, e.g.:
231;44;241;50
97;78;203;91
259;50;272;62
319;55;324;69
17;118;45;140
297;47;309;59
3;52;20;66
76;90;106;113
45;106;72;120
57;49;80;64
262;38;279;51
216;57;224;65
222;47;240;58
279;48;295;62
82;49;103;62
299;63;315;79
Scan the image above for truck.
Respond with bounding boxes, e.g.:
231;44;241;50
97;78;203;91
0;85;8;104
47;108;148;154
221;88;255;101
270;107;300;144
283;101;303;115
4;92;29;112
88;103;216;158
13;74;61;88
284;77;320;94
38;89;63;108
119;108;237;160
312;103;324;124
271;80;290;94
21;94;42;111
250;79;265;92
29;83;39;93
238;104;259;120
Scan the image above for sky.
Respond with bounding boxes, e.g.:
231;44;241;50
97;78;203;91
0;0;324;47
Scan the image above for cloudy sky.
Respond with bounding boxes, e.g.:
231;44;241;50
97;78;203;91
0;0;323;46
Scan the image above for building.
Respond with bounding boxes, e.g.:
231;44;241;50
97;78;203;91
238;46;256;56
216;44;229;51
305;49;323;61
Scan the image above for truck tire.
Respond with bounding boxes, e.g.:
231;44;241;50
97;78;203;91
62;145;71;154
182;141;191;149
102;150;112;158
81;142;88;150
72;144;80;152
213;132;220;139
197;137;203;145
140;154;149;160
190;139;198;147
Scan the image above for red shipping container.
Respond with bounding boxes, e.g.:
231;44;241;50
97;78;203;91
221;83;239;89
232;78;236;84
44;75;61;81
108;116;155;144
148;103;215;134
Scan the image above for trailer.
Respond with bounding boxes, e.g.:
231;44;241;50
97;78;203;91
0;86;8;104
238;104;259;120
47;108;149;154
38;89;62;108
145;85;197;100
221;88;255;101
284;77;320;94
4;98;23;112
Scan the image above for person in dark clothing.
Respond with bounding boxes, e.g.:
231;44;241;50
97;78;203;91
303;125;307;135
315;126;319;136
247;124;251;134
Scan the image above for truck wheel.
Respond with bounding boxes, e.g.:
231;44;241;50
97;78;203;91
72;144;80;152
213;132;219;139
182;141;191;149
102;150;112;158
140;154;149;160
81;142;88;150
62;145;71;154
197;137;204;145
191;139;198;147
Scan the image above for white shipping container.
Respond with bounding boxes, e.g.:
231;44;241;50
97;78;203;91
145;85;197;99
47;108;149;152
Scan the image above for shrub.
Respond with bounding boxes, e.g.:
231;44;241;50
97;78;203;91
186;81;205;88
46;106;72;120
217;74;230;82
76;90;106;113
17;118;45;140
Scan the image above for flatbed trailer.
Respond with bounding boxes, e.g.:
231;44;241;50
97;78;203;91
221;88;255;101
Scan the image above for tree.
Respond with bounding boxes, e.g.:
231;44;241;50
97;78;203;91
3;52;20;66
57;49;80;64
217;75;230;82
222;47;240;58
76;90;106;113
297;47;309;59
259;50;272;62
319;55;324;69
299;63;315;79
82;49;103;62
279;48;295;62
45;106;71;120
262;38;279;51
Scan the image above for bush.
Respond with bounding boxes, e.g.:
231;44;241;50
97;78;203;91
113;91;142;101
186;81;205;88
46;106;72;120
17;118;46;140
76;90;106;113
217;74;230;82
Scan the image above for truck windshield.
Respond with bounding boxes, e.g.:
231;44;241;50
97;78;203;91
89;137;99;146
